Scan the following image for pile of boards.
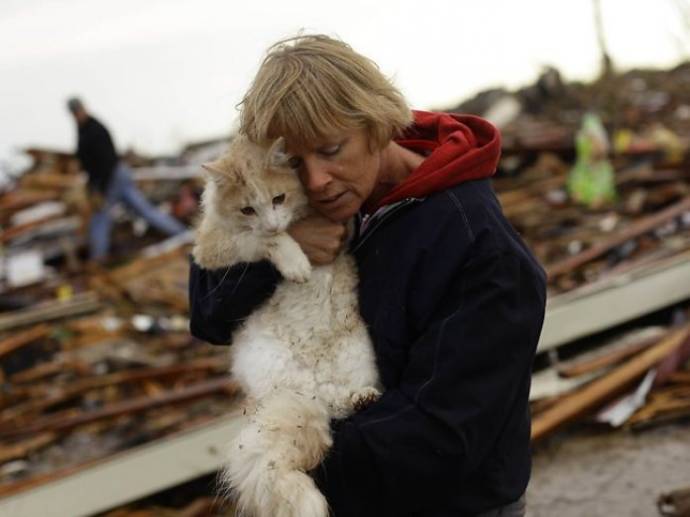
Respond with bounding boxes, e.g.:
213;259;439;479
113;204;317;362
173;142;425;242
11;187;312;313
1;62;690;515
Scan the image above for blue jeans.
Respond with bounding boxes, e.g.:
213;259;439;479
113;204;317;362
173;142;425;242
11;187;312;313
89;162;186;259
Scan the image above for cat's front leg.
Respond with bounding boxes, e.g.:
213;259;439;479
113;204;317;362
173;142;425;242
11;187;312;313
267;233;312;283
351;386;381;412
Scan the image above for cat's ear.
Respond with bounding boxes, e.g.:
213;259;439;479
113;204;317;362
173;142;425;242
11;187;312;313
201;159;225;177
201;159;244;186
265;137;290;169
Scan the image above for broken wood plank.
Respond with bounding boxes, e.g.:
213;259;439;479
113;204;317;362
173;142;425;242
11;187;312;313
8;357;75;384
0;433;56;464
666;371;690;384
0;213;67;243
107;248;187;285
531;324;690;441
556;331;663;378
0;357;228;428
0;324;50;359
0;292;100;332
0;191;60;223
546;195;690;278
0;378;238;439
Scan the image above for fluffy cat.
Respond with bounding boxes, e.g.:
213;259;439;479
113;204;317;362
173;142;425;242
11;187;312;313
193;134;381;517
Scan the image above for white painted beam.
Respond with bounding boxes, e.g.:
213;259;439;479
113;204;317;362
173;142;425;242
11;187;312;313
539;253;690;352
0;412;247;517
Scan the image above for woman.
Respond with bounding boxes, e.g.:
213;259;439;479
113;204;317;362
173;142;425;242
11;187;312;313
189;34;546;517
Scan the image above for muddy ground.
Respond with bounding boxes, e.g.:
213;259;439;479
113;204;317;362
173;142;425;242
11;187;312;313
527;422;690;516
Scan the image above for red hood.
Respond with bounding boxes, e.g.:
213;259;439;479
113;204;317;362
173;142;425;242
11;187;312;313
372;110;501;212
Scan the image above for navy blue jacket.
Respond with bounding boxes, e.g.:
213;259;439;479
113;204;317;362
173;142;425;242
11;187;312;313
189;179;547;516
76;116;119;194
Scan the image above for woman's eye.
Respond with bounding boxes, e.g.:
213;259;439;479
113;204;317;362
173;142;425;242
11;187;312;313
288;156;303;169
240;206;256;216
272;194;286;205
320;144;341;156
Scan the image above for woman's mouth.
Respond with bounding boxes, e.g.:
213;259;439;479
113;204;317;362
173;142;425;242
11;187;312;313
319;192;345;204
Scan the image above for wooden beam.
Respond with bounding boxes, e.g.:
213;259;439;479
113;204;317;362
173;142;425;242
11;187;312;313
0;293;100;332
0;378;238;439
0;357;227;428
0;324;50;359
556;334;659;378
0;413;246;516
546;195;690;278
532;325;690;441
0;433;56;464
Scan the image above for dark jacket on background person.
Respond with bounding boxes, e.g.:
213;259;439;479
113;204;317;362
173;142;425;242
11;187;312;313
188;112;547;516
76;116;119;194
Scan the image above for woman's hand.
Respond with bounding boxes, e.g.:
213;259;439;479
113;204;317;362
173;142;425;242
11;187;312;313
287;214;348;265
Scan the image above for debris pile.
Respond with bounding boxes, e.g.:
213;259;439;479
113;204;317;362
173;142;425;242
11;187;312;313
458;63;690;442
460;64;690;295
0;143;240;501
1;61;690;514
530;310;690;439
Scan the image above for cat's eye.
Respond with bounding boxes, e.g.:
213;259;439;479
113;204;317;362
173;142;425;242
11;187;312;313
240;206;256;216
272;194;286;206
288;156;303;169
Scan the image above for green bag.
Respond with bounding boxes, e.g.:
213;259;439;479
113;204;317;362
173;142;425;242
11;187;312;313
567;113;617;208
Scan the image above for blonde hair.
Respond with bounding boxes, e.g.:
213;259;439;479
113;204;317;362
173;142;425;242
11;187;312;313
239;34;412;150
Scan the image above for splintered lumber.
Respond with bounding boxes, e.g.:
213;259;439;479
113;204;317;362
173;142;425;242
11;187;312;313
546;195;690;278
531;324;690;441
0;292;100;332
18;171;77;190
0;191;59;221
0;433;56;463
0;213;67;243
667;372;690;384
556;333;661;378
107;248;186;284
0;377;238;439
628;393;690;428
0;323;50;359
9;357;72;384
0;356;228;428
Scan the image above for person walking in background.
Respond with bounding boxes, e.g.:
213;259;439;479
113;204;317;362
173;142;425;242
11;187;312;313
66;97;186;261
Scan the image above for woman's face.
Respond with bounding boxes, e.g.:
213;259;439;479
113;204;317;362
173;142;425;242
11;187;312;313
285;128;382;222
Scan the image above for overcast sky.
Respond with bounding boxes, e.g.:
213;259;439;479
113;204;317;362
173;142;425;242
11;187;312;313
0;0;688;170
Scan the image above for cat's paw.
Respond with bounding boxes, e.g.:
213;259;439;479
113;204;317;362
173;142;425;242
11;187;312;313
276;251;312;283
351;386;381;412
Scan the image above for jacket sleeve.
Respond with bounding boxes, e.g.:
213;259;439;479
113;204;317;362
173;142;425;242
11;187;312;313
188;258;282;345
313;247;546;516
95;123;119;194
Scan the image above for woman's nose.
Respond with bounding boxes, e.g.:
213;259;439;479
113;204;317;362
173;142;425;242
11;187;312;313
301;159;332;192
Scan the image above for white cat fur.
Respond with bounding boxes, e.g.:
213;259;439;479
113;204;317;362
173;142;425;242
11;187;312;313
193;135;380;517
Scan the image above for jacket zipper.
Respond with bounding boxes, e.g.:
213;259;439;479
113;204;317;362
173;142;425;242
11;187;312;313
352;198;423;253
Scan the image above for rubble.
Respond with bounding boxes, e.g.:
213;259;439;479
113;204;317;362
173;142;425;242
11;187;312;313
2;61;690;514
0;139;240;508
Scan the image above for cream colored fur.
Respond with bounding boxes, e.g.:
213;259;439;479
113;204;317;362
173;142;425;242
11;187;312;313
193;135;380;517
